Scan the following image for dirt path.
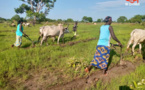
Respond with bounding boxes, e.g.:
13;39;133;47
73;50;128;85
47;61;140;90
11;59;142;90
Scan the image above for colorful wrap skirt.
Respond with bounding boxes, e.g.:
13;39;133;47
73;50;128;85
90;45;110;70
14;35;22;47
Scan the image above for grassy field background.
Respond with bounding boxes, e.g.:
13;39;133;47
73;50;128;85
0;22;145;89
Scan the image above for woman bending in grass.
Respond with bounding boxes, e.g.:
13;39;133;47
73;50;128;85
12;19;27;48
85;16;122;75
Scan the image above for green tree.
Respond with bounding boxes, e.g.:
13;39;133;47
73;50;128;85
0;17;6;23
15;0;56;21
130;15;142;23
46;18;55;22
65;18;74;22
88;17;93;22
57;19;63;23
142;15;145;22
96;19;102;23
37;12;46;22
117;16;127;23
82;16;88;22
82;16;93;22
11;15;21;21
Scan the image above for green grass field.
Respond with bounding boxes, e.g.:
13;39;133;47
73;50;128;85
0;22;145;89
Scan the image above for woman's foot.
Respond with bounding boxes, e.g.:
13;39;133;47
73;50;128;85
85;65;92;73
103;70;108;76
85;67;89;73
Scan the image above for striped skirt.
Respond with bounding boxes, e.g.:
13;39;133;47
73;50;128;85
90;45;110;70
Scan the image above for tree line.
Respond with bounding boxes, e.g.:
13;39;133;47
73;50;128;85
1;14;145;24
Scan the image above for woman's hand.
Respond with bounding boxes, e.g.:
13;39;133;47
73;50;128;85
118;42;123;48
23;33;28;37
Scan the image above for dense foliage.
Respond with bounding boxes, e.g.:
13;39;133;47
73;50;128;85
15;0;56;21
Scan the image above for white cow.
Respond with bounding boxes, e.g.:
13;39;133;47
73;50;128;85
38;24;69;45
11;23;16;27
127;29;145;55
23;23;30;27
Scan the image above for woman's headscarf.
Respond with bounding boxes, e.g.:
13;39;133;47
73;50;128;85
17;19;23;25
103;16;112;22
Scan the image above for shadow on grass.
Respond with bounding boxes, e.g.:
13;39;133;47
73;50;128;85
64;36;76;42
21;43;32;48
0;35;6;37
119;85;131;90
128;44;145;60
107;49;118;68
53;36;76;43
142;44;145;60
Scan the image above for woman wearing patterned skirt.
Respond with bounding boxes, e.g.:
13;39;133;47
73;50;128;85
85;16;122;75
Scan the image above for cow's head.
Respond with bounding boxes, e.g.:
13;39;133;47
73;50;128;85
63;24;69;33
39;26;45;33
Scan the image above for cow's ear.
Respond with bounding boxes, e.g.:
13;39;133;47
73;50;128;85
63;28;65;31
63;28;66;31
65;28;67;30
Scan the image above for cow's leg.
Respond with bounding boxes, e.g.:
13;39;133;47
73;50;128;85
61;34;64;43
139;43;142;54
52;37;55;42
127;36;133;51
38;36;41;42
41;36;46;46
132;42;137;55
57;34;62;44
45;36;49;46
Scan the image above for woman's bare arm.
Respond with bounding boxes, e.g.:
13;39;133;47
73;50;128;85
109;26;120;43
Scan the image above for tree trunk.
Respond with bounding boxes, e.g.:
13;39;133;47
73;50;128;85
33;16;36;26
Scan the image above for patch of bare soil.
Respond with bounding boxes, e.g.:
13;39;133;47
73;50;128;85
46;61;141;90
23;69;59;90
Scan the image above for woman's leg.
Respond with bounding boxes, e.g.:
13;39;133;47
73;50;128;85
14;35;22;47
103;67;108;75
19;36;22;47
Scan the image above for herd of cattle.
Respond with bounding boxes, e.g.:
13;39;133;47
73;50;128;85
11;22;31;27
36;23;145;56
